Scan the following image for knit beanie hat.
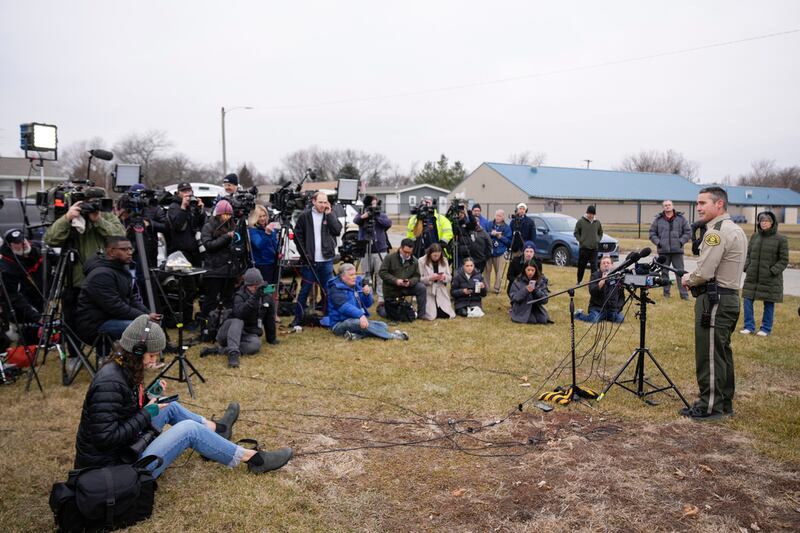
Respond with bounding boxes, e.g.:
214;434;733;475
214;199;233;216
523;240;536;253
223;173;239;186
472;203;482;210
243;267;264;286
120;315;167;354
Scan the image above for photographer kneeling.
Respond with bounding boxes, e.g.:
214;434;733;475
325;263;408;341
510;259;551;324
74;315;292;477
214;268;278;368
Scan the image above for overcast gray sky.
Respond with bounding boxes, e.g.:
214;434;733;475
1;1;798;182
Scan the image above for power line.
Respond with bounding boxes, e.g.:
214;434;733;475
261;28;800;111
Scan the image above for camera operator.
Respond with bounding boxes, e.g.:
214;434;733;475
485;209;512;295
74;315;292;477
680;186;747;420
117;184;168;309
166;182;206;326
353;195;392;303
76;236;160;345
200;199;241;321
406;197;453;258
450;203;478;270
1;229;46;342
575;255;625;323
222;173;239;197
509;203;536;256
45;187;126;370
213;268;277;368
292;192;342;327
326;263;408;341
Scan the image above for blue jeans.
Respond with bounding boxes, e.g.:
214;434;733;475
141;402;245;478
98;319;137;339
743;298;775;334
575;308;624;324
294;260;334;323
331;318;398;340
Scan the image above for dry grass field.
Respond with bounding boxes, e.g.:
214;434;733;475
1;265;799;532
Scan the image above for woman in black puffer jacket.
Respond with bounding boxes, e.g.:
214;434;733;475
74;315;291;477
200;199;241;320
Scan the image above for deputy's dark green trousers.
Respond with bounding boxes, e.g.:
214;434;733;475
694;292;739;414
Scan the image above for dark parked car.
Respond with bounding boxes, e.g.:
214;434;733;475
528;213;619;266
0;198;44;243
730;214;747;224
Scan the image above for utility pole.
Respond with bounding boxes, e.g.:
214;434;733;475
583;159;592;169
221;106;254;175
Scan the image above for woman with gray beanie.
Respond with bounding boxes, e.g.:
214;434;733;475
73;315;292;477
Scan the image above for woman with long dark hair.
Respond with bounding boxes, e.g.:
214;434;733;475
74;315;292;477
509;260;550;324
418;243;455;319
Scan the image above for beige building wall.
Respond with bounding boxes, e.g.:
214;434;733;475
450;164;528;205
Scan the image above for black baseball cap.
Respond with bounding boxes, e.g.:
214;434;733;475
177;182;193;191
4;228;25;244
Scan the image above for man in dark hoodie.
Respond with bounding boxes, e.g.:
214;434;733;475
649;200;691;299
1;229;47;342
76;236;158;343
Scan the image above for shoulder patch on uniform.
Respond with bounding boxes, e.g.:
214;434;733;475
704;233;721;246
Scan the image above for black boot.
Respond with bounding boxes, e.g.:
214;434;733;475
247;447;293;473
214;402;240;441
227;351;240;368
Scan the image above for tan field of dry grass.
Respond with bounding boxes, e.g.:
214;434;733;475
1;264;799;532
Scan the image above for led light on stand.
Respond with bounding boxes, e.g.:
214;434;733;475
20;122;58;152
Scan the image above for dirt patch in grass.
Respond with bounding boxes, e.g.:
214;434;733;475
288;409;800;532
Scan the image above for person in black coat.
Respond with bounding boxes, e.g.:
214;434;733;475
166;182;206;325
575;256;626;323
509;203;536;254
292;192;342;326
75;236;159;343
0;230;48;344
200;199;240;322
74;316;292;477
451;257;487;317
506;241;543;298
509;260;550;324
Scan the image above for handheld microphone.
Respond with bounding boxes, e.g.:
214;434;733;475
88;149;114;161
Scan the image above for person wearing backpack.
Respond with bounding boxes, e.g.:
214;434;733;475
73;315;292;478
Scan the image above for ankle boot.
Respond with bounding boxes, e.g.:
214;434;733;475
214;402;240;441
227;351;240;368
247;447;293;473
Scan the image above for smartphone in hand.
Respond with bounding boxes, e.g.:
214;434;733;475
156;394;179;404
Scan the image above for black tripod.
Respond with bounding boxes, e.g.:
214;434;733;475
26;247;95;391
274;213;325;322
598;285;690;407
149;268;206;398
357;215;385;290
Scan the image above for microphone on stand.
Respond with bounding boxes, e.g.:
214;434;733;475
608;247;651;277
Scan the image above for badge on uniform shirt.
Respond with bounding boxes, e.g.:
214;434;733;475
704;233;721;246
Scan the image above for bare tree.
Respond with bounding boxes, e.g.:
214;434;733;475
275;146;395;185
56;137;114;186
738;159;800;192
508;150;547;167
617;149;699;181
113;130;173;185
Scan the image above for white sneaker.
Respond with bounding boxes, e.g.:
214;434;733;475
393;330;409;340
755;330;768;337
739;329;752;335
575;309;584;317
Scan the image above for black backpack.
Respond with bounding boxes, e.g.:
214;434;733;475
49;455;162;532
384;299;416;322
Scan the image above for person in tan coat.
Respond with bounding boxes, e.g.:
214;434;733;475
418;244;456;320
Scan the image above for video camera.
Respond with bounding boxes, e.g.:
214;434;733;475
35;181;112;224
362;199;383;218
117;188;160;214
622;259;672;288
230;186;259;218
410;198;437;220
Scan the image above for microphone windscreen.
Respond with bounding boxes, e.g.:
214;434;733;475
639;247;652;259
656;255;667;264
89;149;114;161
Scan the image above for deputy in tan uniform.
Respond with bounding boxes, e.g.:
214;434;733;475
681;186;747;420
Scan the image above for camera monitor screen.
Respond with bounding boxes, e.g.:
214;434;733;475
337;178;359;203
114;164;142;191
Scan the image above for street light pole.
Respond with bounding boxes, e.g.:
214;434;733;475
220;105;254;175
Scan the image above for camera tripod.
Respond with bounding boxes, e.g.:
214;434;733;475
148;267;206;398
356;214;385;292
274;213;326;322
26;247;96;392
597;285;690;407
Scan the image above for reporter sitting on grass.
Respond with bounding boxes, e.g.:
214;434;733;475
73;315;292;477
509;259;551;324
451;257;487;317
324;263;408;341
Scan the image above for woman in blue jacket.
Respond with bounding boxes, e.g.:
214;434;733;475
248;204;279;284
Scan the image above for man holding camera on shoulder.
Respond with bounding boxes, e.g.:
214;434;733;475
354;195;392;304
45;187;126;371
406;197;453;258
166;182;206;327
681;186;747;420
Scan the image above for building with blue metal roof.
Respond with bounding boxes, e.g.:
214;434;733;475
451;163;800;225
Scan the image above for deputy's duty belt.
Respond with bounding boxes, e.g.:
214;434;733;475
691;284;737;296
